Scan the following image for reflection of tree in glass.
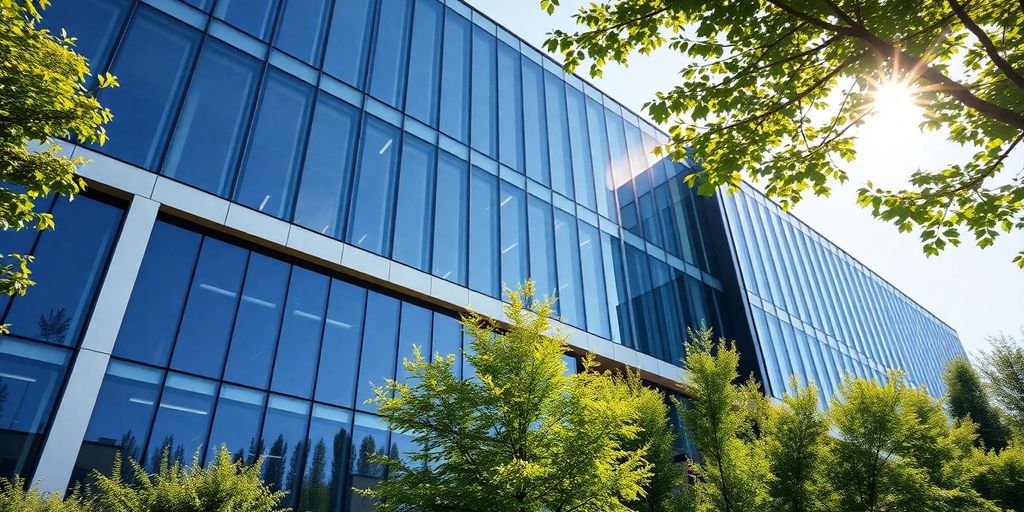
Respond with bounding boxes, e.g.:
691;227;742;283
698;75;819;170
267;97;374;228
37;307;71;343
115;432;143;484
282;438;306;508
299;440;329;512
263;435;287;492
354;435;386;479
243;437;265;466
329;430;348;512
149;435;186;473
0;383;8;424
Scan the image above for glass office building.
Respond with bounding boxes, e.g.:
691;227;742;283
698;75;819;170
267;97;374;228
0;0;963;507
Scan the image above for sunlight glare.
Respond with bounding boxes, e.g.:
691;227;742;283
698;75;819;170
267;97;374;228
870;79;923;127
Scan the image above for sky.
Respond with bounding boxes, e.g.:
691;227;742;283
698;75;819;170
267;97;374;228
469;0;1024;356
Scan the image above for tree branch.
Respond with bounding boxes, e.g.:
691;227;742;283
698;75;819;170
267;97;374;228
946;0;1024;92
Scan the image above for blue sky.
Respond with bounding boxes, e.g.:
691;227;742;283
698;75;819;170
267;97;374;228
470;0;1024;356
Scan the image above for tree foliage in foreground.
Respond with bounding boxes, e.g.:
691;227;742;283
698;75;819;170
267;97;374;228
363;282;657;512
944;356;1010;451
0;0;115;304
542;0;1024;267
978;330;1024;434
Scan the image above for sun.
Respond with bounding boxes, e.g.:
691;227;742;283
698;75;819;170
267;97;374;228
869;77;924;126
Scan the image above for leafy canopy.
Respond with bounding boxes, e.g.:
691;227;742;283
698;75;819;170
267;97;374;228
0;0;116;303
944;356;1010;451
363;281;654;512
977;330;1024;434
542;0;1024;267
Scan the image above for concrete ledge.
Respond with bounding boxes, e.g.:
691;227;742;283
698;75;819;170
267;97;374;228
341;245;390;281
286;225;344;264
225;204;290;246
152;177;229;224
76;148;157;198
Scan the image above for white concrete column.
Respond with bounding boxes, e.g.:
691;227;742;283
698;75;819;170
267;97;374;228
32;195;159;493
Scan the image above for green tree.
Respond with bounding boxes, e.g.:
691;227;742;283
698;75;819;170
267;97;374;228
0;477;91;512
761;377;831;512
541;0;1024;267
1;0;116;305
678;328;768;512
89;446;286;512
971;443;1024;511
944;357;1010;451
363;282;652;512
978;330;1024;433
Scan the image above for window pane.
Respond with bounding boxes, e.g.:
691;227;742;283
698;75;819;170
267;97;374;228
499;182;528;291
355;292;399;412
438;10;470;142
73;362;162;485
432;152;468;284
578;222;610;338
275;0;331;64
347;117;401;255
98;7;199;169
5;196;122;346
347;413;389;512
114;221;202;366
299;404;351;512
566;87;596;210
585;98;613;218
431;313;461;379
392;135;436;271
223;254;290;388
271;268;330;398
170;237;248;378
527;196;557;309
544;72;573;199
260;396;310;509
396;303;432;384
293;95;360;238
0;339;71;480
497;42;524;171
368;0;412;108
468;168;499;297
206;385;265;465
553;209;584;329
323;0;377;87
470;27;497;157
235;71;314;218
404;0;443;126
145;374;217;471
521;59;549;185
215;0;279;40
315;280;366;408
40;0;133;78
162;40;262;196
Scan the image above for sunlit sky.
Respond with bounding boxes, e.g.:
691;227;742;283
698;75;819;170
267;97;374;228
470;0;1024;356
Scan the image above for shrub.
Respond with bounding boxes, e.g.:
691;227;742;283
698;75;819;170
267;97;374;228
0;477;91;512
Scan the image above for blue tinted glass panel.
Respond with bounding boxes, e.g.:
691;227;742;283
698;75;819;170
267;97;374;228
315;280;366;408
260;396;310;509
392;136;436;271
577;222;610;338
521;59;549;185
624;245;656;356
544;72;573;199
497;43;524;171
499;181;528;291
470;27;497;157
438;10;470;142
145;374;217;471
527;196;557;309
235;71;314;218
5;197;122;346
223;254;290;388
293;95;360;238
162;41;262;196
602;232;633;345
73;362;162;484
404;0;443;125
275;0;331;64
271;268;329;398
566;87;596;210
432;152;468;284
585;98;612;218
0;339;70;480
323;0;377;87
553;209;584;328
347;117;401;254
469;168;499;297
347;413;388;511
369;0;412;107
206;385;265;464
41;0;132;78
114;221;201;366
396;303;432;384
170;237;248;378
431;313;461;378
99;7;199;169
300;405;351;512
216;0;279;40
355;293;399;412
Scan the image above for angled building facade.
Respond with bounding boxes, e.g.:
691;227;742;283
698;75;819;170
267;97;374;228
0;0;964;508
